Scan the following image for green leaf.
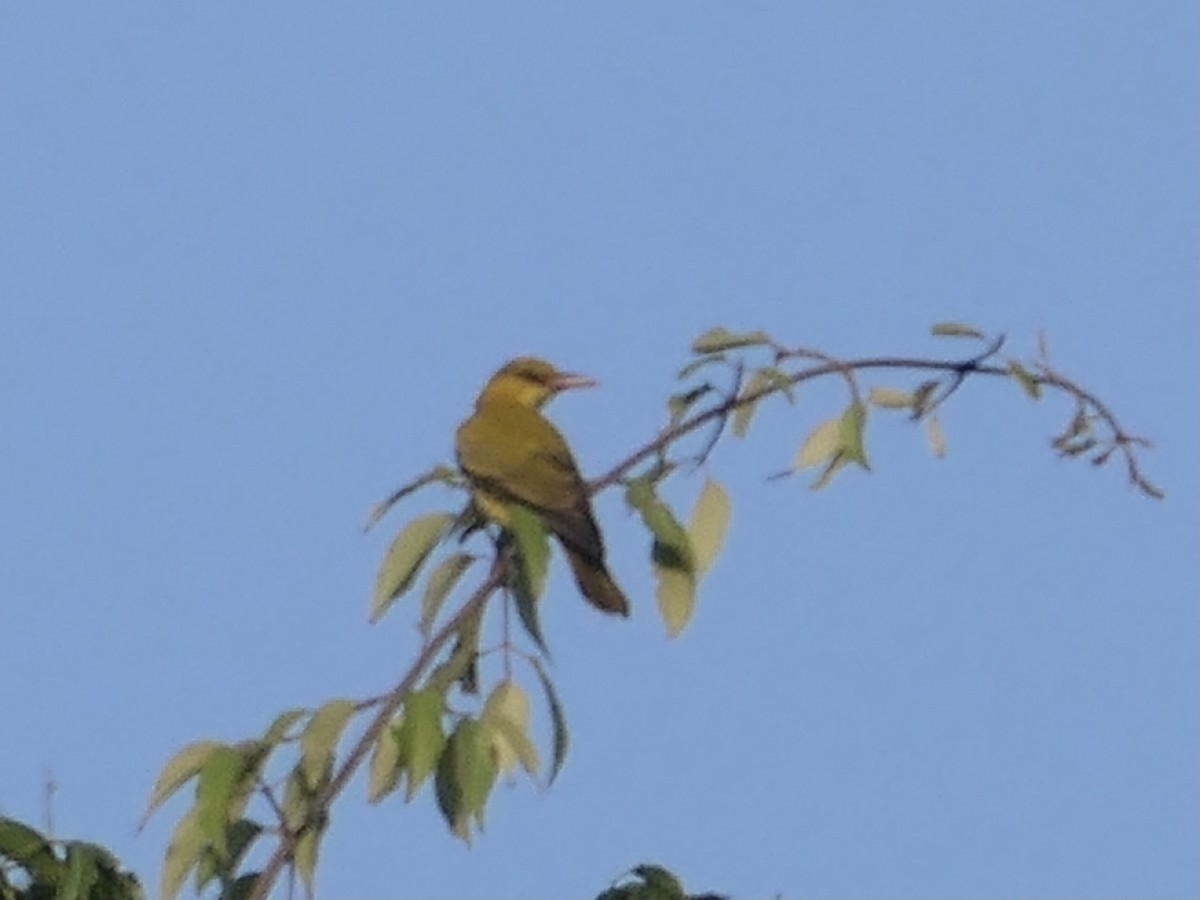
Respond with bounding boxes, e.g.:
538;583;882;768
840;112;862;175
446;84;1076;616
690;327;772;355
142;739;224;827
667;384;714;425
300;699;357;788
512;587;550;657
220;873;261;900
731;369;778;438
530;657;570;785
735;365;797;438
400;688;446;803
731;401;756;439
677;354;727;380
194;819;261;893
58;843;101;900
655;564;695;639
370;511;456;623
926;415;947;459
688;478;731;577
0;818;60;885
367;721;404;804
262;708;308;746
224;742;268;827
910;380;940;418
632;864;687;900
281;765;315;832
809;452;850;492
794;416;841;470
758;365;797;402
294;824;322;899
1007;361;1042;399
625;480;694;573
72;841;126;879
930;321;985;339
425;603;485;694
1055;407;1091;446
160;809;206;900
868;386;914;410
420;552;475;637
482;680;540;778
506;504;550;603
486;714;540;782
195;745;245;858
1058;437;1099;457
838;402;870;470
435;718;498;843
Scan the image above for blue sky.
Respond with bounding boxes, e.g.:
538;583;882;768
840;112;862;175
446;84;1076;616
1;5;1195;899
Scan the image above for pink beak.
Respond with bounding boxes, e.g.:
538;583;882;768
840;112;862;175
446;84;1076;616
551;371;597;392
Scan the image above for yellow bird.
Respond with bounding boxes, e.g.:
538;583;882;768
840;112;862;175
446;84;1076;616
455;357;630;617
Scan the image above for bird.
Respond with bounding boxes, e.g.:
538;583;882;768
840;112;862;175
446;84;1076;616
455;357;630;617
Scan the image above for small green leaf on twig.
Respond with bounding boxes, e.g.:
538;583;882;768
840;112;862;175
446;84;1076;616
731;367;793;437
436;717;497;843
688;478;731;577
367;720;404;804
400;688;447;803
656;564;696;638
294;823;323;898
625;480;695;573
911;380;940;419
531;656;570;786
630;480;699;635
795;417;842;470
691;327;772;355
195;745;246;857
482;680;540;779
142;740;224;828
809;453;850;491
677;354;728;380
420;552;476;637
869;387;914;410
1007;361;1042;400
838;402;870;470
505;505;550;603
931;321;985;339
300;699;357;788
262;709;307;747
371;512;456;623
160;809;205;900
667;384;714;425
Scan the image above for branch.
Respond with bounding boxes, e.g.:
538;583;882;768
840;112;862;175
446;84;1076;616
239;332;1157;899
246;559;506;900
590;348;1156;496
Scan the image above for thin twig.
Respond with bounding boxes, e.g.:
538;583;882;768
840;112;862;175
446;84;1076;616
689;359;743;470
589;351;1151;494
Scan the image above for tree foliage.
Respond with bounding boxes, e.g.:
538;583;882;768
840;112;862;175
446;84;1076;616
3;325;1159;900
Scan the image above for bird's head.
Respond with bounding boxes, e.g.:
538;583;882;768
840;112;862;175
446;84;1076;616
479;357;596;409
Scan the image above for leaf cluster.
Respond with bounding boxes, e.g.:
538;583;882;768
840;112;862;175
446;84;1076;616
594;864;728;900
136;323;1158;899
0;818;142;900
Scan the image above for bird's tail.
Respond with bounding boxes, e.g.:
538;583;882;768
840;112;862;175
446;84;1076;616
564;547;630;617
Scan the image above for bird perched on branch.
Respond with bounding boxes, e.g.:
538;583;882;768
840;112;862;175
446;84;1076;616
455;357;630;617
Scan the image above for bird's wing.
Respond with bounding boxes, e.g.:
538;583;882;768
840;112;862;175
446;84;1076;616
457;403;604;561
